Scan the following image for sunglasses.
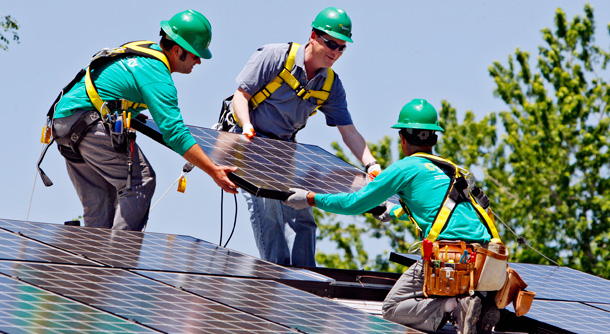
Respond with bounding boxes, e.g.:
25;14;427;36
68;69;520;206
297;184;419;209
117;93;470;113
319;35;347;52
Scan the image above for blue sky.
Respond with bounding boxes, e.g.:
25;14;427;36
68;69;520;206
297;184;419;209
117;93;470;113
2;1;609;260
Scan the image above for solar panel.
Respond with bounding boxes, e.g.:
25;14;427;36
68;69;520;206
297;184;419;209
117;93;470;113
508;262;610;304
0;228;99;266
507;300;610;334
0;219;330;283
0;274;156;333
132;119;380;205
0;261;299;333
137;270;422;334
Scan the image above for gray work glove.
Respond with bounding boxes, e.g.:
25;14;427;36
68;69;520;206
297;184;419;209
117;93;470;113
373;201;394;222
284;188;311;210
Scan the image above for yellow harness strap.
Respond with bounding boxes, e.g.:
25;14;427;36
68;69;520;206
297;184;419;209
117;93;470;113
84;41;170;116
249;42;335;111
404;152;502;244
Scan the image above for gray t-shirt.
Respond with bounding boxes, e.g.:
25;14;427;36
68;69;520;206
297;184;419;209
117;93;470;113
236;42;352;141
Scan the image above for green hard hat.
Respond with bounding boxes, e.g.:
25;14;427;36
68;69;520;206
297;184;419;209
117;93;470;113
392;99;445;132
311;7;353;43
161;9;212;59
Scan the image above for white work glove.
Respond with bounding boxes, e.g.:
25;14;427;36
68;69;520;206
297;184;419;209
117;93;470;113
366;162;382;180
242;123;256;140
373;201;394;222
284;188;310;210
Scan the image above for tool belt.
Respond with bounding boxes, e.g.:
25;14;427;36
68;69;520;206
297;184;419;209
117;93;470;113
423;240;509;297
54;110;133;163
424;241;476;296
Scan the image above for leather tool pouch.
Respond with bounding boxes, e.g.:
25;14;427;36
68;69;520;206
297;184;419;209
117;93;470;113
514;290;536;316
494;266;535;316
424;241;475;296
473;242;509;291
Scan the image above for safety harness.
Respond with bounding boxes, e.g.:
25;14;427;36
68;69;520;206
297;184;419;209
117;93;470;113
37;41;170;187
215;42;335;140
394;152;501;243
393;152;505;297
249;42;334;110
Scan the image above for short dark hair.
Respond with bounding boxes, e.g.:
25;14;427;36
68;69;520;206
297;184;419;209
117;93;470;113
159;29;178;51
160;29;188;60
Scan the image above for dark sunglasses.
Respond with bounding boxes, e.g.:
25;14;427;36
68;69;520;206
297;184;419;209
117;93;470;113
319;35;347;52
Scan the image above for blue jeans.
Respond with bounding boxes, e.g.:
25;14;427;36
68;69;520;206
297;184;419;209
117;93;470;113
243;191;317;266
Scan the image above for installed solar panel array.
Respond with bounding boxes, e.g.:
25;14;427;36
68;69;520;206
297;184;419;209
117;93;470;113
0;219;419;333
504;262;610;334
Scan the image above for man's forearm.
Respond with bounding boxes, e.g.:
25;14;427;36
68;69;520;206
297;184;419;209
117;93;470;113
232;88;252;126
338;124;376;166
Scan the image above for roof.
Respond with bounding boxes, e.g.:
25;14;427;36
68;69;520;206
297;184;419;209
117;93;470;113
0;218;608;334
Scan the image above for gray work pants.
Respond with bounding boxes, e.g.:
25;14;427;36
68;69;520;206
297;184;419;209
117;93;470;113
382;259;451;332
54;112;155;231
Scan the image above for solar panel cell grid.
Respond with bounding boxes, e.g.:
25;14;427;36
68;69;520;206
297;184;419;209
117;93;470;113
133;120;372;200
138;271;423;334
0;262;298;333
0;219;331;283
0;229;99;266
0;275;157;333
511;300;610;334
509;262;610;303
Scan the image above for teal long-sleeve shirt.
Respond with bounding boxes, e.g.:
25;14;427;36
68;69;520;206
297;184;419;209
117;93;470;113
315;155;492;243
54;44;196;156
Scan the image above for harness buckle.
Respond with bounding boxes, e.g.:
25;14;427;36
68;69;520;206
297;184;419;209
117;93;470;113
70;133;80;143
88;112;100;122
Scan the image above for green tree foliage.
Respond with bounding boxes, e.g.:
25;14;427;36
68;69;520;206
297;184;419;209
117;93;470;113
487;4;609;278
318;4;610;279
1;15;19;51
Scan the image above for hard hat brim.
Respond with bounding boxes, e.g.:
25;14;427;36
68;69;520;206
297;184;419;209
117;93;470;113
325;30;353;43
391;122;445;132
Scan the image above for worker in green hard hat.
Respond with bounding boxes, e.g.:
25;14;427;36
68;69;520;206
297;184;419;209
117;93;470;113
214;7;380;267
48;9;237;231
284;99;503;334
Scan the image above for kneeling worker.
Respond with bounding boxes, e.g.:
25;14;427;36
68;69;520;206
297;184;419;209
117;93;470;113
284;99;502;334
49;10;238;231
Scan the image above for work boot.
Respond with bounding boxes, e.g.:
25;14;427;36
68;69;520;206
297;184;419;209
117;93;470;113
452;295;482;334
476;300;500;334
